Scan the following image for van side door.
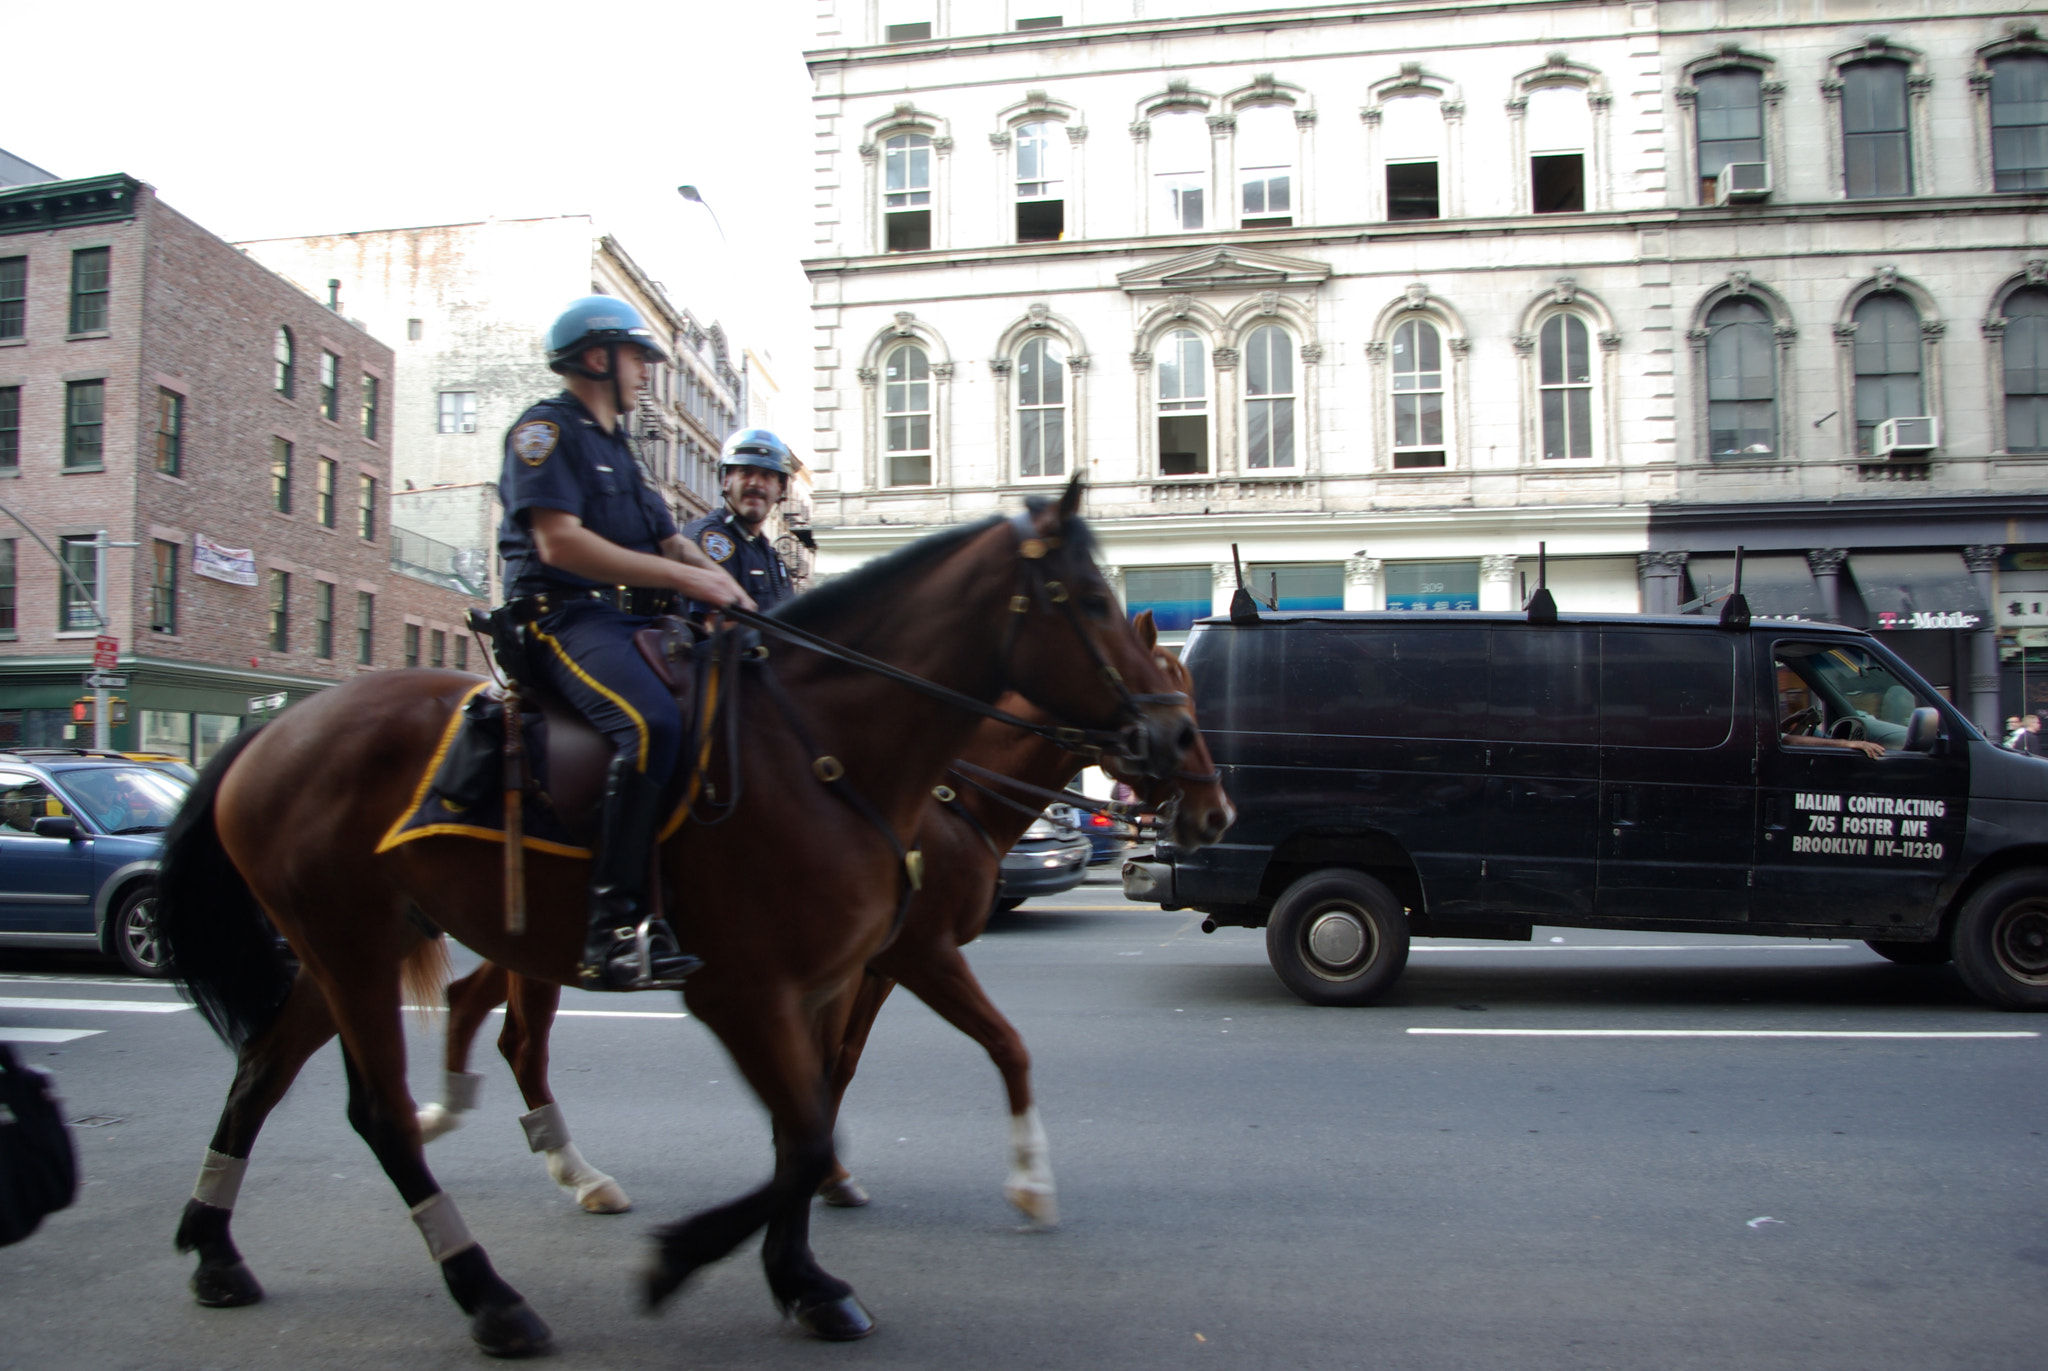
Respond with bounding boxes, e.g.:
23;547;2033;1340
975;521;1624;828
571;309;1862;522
1479;628;1601;920
1751;638;1968;933
1596;629;1754;923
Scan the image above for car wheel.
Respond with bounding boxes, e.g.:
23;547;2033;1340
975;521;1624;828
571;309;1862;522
1264;869;1410;1007
1952;870;2048;1010
1864;937;1952;966
111;885;169;978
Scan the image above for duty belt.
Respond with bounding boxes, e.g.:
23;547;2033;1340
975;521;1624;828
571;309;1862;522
504;586;678;621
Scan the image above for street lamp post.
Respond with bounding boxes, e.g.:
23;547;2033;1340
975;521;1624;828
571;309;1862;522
676;185;727;242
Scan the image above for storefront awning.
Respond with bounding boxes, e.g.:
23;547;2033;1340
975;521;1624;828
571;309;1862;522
1686;555;1826;620
1849;552;1988;631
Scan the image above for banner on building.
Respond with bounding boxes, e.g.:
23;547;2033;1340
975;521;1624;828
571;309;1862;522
192;534;258;586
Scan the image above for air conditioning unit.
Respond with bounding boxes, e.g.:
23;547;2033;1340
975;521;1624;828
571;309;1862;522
459;419;476;434
1716;162;1772;204
1875;416;1939;459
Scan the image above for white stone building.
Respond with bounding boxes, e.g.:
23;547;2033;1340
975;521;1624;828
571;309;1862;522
804;0;2048;729
239;217;750;597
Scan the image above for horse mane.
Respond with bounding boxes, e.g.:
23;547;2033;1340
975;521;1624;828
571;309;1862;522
772;514;1004;631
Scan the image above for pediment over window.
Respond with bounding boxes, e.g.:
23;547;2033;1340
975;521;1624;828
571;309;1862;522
1117;246;1331;295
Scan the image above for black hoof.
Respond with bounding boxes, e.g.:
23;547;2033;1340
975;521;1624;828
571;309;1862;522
471;1300;553;1359
793;1294;876;1341
191;1260;263;1308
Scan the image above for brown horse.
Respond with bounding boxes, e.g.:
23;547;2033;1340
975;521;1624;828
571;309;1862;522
156;484;1217;1356
414;614;1230;1229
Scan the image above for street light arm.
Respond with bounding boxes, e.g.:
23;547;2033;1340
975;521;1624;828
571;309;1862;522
0;498;107;631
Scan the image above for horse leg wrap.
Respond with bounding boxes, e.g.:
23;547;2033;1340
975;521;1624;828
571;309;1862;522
192;1149;248;1211
419;1071;485;1142
1003;1106;1059;1229
520;1104;629;1213
410;1191;478;1264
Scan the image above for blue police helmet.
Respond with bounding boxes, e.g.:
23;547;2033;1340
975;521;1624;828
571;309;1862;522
721;428;793;478
545;295;673;372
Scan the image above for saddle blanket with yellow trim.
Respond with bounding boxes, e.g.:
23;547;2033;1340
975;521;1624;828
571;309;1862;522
377;682;592;859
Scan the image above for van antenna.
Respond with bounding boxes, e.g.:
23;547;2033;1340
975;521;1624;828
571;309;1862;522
1525;540;1558;624
1229;543;1263;625
1718;545;1752;629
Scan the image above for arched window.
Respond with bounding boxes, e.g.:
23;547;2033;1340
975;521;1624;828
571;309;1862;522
1237;105;1294;228
2005;290;2048;453
1382;95;1443;220
1014;122;1064;242
1538;314;1593;459
1243;325;1294;469
882;343;931;485
883;132;933;251
1152;112;1209;231
1991;54;2048;191
1705;297;1777;458
274;326;295;397
1390;318;1445;467
1851;294;1923;455
1695;68;1764;203
1842;60;1912;197
1015;336;1066;478
1156;328;1208;475
1527;86;1590;213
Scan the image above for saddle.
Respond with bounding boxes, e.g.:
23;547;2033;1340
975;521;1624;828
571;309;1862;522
377;614;712;856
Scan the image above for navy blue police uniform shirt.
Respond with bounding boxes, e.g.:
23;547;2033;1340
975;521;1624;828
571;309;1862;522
496;392;677;597
680;508;794;617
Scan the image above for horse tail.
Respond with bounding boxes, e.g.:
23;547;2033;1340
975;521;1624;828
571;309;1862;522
159;725;296;1049
401;934;453;1023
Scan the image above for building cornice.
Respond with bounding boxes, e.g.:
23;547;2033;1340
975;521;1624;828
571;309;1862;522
0;174;144;238
804;195;2048;281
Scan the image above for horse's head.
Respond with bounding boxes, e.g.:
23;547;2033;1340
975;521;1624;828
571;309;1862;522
997;477;1206;808
1119;610;1234;849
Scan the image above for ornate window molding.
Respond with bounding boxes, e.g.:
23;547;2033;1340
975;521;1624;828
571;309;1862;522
1676;44;1781;206
1506;53;1614;213
1685;274;1799;463
1970;25;2048;192
860;102;952;256
1833;270;1943;461
857;314;953;492
991;304;1090;484
1820;35;1931;200
1514;280;1619;465
1366;285;1470;472
1362;63;1463;220
1982;263;2048;453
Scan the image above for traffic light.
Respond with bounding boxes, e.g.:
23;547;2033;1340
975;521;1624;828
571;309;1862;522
68;697;128;726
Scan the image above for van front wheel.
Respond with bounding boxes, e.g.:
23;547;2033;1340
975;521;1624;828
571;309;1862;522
1265;870;1410;1007
1953;870;2048;1010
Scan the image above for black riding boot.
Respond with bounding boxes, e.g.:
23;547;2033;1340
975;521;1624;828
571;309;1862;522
579;758;701;992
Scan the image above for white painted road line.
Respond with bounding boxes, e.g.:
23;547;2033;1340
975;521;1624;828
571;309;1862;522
1408;944;1858;953
0;976;177;989
0;1028;105;1043
1407;1028;2039;1039
0;997;192;1014
403;1006;687;1019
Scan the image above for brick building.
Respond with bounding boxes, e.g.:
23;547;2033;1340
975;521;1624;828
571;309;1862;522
0;174;484;762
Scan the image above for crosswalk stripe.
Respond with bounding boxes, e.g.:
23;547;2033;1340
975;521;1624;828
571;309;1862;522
0;1027;105;1043
0;997;192;1014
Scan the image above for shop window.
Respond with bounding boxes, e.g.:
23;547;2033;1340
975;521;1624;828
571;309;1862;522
1155;328;1209;475
1385;560;1480;611
1123;566;1213;636
1246;563;1342;610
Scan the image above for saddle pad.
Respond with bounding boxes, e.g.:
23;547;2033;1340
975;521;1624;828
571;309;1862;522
377;682;592;859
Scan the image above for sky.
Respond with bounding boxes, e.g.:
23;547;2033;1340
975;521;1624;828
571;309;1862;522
8;0;819;438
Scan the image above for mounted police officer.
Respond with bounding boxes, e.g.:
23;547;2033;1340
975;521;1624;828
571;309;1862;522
496;296;754;991
679;429;798;618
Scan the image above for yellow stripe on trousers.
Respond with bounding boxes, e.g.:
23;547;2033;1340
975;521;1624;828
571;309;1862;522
532;625;651;774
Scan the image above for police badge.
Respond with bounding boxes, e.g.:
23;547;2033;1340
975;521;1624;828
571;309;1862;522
701;529;736;563
511;421;559;466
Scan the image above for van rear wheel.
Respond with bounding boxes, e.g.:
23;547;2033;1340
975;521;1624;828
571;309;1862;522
1953;870;2048;1011
1265;870;1410;1007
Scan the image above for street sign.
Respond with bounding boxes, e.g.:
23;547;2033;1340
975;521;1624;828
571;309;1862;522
247;692;289;713
83;673;130;689
93;635;119;669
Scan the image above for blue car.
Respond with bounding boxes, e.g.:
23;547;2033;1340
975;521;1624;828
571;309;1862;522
0;752;189;977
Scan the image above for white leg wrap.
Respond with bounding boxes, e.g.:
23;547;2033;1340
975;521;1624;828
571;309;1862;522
518;1102;570;1153
192;1149;248;1211
1003;1105;1058;1228
545;1141;631;1214
442;1070;484;1112
409;1191;478;1264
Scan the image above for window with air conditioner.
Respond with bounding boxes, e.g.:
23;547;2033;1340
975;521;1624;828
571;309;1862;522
1715;161;1771;203
1694;67;1764;204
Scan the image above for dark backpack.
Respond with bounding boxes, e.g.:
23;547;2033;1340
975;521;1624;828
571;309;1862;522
0;1043;77;1246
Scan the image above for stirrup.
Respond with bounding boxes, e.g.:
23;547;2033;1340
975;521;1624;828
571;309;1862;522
580;916;700;992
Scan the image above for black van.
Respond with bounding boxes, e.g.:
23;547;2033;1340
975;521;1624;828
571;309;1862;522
1123;610;2048;1011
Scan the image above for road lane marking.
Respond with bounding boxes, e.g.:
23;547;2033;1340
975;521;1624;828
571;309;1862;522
1408;945;1859;953
0;1027;104;1043
0;997;192;1014
404;1006;687;1019
0;976;179;989
1406;1028;2039;1039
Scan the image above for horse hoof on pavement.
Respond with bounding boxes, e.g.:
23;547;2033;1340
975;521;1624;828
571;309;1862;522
191;1260;264;1307
1004;1182;1059;1230
575;1177;631;1214
817;1176;870;1208
417;1103;463;1142
470;1300;553;1358
793;1294;876;1341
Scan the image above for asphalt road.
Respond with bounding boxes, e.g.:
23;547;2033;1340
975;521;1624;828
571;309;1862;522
3;872;2044;1371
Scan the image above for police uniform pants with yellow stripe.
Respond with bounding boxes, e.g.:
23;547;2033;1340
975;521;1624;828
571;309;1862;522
529;600;681;787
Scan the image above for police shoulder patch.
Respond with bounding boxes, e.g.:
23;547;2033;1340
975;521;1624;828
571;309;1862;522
511;421;560;467
700;529;736;563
